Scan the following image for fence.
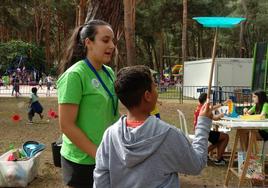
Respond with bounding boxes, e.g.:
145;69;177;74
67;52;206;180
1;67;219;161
0;84;252;114
157;85;252;111
0;84;57;97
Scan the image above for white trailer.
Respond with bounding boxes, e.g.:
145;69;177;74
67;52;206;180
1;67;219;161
183;58;253;99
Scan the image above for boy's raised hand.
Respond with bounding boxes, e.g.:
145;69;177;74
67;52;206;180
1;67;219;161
199;102;213;119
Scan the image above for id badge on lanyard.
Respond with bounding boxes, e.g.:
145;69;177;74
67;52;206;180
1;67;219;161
84;58;118;116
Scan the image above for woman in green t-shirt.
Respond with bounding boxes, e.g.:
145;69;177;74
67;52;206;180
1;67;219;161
242;90;268;144
57;20;119;188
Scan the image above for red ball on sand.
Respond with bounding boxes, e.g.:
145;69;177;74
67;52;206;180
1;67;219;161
11;114;21;122
48;109;58;119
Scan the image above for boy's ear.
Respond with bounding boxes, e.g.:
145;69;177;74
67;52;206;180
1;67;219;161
144;90;152;102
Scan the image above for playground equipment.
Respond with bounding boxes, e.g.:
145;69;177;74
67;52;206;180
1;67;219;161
252;42;268;92
171;64;183;75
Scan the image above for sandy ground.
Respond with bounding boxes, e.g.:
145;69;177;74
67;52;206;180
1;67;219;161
0;97;255;187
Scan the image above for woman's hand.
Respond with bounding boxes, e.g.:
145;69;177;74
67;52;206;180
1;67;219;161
243;108;249;115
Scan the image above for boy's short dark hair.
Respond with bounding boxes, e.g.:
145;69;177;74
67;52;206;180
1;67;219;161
115;65;153;109
32;87;37;94
198;93;207;104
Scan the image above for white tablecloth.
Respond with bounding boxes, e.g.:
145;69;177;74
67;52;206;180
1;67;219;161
214;117;268;129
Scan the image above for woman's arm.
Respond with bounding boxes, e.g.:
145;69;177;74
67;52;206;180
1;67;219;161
59;104;97;158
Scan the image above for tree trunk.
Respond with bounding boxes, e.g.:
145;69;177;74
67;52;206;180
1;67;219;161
56;1;62;62
198;29;203;58
152;44;160;75
34;3;44;46
158;31;164;77
78;0;87;26
75;5;79;26
63;22;68;45
144;40;155;70
85;0;124;68
0;25;3;42
6;27;9;41
123;0;136;66
45;0;51;69
181;0;187;63
85;0;123;43
28;30;33;43
240;0;249;58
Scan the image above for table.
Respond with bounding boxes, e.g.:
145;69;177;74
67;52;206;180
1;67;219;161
215;118;268;187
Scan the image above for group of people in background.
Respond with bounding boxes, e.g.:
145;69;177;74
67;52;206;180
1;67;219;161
0;73;54;97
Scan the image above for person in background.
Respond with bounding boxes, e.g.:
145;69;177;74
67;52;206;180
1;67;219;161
14;76;21;97
38;78;43;90
240;90;268;149
28;87;43;124
194;93;229;165
45;75;52;96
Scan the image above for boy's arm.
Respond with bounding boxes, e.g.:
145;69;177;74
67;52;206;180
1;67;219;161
164;103;212;175
94;130;111;188
174;117;211;175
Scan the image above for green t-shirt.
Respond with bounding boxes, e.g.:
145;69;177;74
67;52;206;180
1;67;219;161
249;102;268;118
249;102;268;132
57;60;119;165
30;93;39;103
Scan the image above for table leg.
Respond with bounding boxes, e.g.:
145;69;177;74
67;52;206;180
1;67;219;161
238;130;255;187
224;129;239;187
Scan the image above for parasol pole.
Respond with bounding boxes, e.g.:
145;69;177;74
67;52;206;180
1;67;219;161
207;27;218;101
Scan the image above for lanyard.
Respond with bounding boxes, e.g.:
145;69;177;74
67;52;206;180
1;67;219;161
84;58;118;116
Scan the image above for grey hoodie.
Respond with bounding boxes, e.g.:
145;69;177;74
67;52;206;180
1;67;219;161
94;115;212;188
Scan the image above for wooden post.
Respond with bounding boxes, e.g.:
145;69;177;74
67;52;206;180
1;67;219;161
207;28;218;100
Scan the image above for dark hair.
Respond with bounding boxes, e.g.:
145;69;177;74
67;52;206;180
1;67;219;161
115;65;153;109
198;93;207;104
58;20;112;74
32;87;37;94
253;90;267;114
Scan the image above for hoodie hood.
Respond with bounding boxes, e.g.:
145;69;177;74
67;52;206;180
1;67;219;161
111;115;171;168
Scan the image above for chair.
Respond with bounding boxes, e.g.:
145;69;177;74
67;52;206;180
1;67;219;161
177;109;195;142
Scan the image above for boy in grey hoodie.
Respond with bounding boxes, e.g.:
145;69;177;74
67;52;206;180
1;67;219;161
94;65;213;188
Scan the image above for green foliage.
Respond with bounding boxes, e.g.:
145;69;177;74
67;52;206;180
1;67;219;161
135;0;268;70
1;0;268;74
0;40;45;75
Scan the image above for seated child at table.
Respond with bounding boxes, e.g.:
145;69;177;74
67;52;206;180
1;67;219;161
94;65;213;188
243;90;268;142
194;93;229;165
